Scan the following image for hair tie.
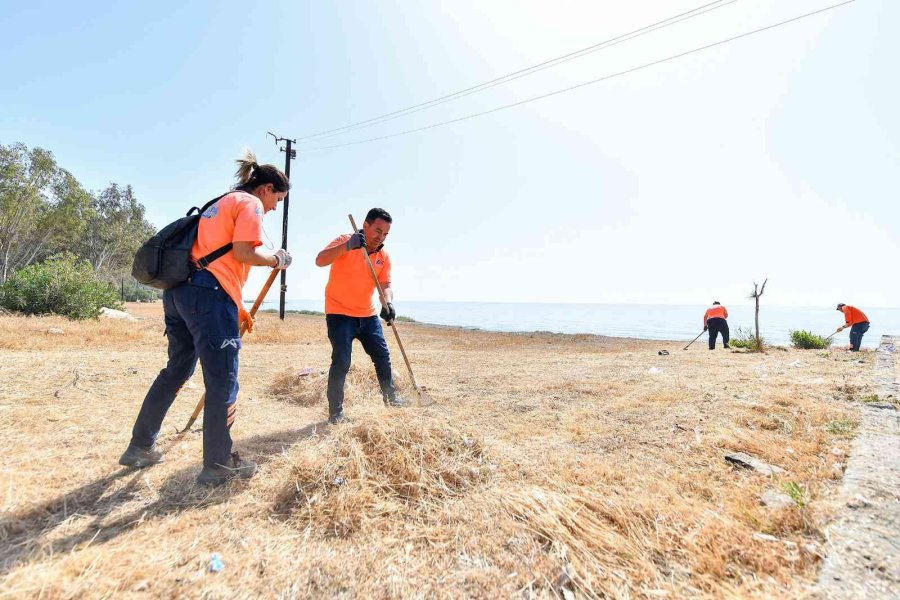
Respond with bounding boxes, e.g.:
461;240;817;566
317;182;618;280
251;162;260;170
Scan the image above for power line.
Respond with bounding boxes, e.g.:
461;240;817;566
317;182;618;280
296;0;738;144
298;1;855;153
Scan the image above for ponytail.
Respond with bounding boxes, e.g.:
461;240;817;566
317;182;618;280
233;148;290;193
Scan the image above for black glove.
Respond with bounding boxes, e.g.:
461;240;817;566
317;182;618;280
345;230;366;251
380;302;396;324
703;326;708;332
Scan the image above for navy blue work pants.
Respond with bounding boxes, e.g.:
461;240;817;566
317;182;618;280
129;269;241;468
326;314;395;417
849;321;870;351
707;317;729;349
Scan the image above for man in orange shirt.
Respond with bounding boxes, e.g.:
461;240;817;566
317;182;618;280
315;208;406;424
703;301;729;350
835;303;870;351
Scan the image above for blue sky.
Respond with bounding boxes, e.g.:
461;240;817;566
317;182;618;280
1;0;897;307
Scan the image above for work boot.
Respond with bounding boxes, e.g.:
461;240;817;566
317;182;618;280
119;443;164;468
196;452;256;486
724;344;730;349
328;412;350;425
383;395;408;408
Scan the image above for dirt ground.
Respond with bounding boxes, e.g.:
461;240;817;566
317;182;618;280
0;302;875;598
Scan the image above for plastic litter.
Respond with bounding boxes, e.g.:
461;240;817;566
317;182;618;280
209;553;225;573
648;367;661;374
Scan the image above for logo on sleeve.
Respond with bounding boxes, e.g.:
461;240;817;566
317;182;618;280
202;205;219;219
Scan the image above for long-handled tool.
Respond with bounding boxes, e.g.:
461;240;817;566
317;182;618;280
683;329;706;351
823;327;842;342
178;268;280;433
349;214;433;407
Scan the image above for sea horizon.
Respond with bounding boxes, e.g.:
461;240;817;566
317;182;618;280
246;299;900;349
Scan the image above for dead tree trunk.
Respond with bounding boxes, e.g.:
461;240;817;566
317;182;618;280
749;278;768;352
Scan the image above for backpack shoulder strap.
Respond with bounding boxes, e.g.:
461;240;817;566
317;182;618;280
195;242;233;270
187;192;231;217
192;192;234;269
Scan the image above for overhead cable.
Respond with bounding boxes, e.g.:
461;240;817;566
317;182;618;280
296;0;738;144
298;1;855;153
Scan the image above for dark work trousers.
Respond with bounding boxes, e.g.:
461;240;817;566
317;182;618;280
849;321;870;351
326;314;396;417
129;269;241;468
707;317;730;349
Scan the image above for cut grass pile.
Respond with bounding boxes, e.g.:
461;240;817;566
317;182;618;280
271;416;488;536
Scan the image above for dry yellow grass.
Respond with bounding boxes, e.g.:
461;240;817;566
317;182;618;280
0;302;874;598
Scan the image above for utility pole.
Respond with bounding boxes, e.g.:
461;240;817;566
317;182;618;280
268;131;297;320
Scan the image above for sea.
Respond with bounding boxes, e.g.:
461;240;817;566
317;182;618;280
254;300;900;349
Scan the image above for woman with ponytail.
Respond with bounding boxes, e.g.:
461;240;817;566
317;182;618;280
119;150;291;486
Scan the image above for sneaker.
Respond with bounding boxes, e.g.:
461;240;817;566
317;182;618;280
328;412;349;425
383;395;408;408
118;443;164;468
723;344;730;349
196;452;257;486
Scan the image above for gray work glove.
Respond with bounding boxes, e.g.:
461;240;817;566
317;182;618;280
273;249;292;269
380;302;396;324
346;230;366;251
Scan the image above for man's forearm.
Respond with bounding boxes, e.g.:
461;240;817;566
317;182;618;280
316;244;347;267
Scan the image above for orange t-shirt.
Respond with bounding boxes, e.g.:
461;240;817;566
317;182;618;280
704;305;728;326
323;234;391;317
190;191;264;320
841;305;868;326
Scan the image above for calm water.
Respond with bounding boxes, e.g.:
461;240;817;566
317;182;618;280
261;300;900;349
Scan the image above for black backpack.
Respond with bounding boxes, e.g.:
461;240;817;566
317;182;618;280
132;194;233;290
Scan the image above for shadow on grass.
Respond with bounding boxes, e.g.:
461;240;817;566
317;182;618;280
0;420;326;575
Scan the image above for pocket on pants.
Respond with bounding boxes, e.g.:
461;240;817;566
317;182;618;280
205;335;241;402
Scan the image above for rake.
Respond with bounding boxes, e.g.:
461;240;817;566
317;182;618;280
349;214;434;407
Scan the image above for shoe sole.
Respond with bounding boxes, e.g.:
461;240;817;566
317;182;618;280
197;467;257;487
119;456;164;468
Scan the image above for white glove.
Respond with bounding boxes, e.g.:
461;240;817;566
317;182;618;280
272;249;292;270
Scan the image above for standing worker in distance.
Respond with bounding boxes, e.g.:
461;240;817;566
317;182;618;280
703;301;730;350
119;151;292;486
835;303;870;352
315;208;407;425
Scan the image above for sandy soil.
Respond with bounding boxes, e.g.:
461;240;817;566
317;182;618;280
0;302;875;598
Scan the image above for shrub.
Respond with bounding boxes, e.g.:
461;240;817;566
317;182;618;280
729;326;761;350
0;253;123;319
789;329;831;350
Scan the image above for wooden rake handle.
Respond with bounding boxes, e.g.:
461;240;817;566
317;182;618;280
179;268;280;433
349;214;422;394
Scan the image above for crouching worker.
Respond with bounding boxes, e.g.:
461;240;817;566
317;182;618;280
315;208;407;425
119;151;292;486
835;303;870;352
704;301;730;350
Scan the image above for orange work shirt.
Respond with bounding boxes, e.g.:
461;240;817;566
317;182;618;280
323;234;391;317
703;305;728;326
841;305;868;326
190;191;264;322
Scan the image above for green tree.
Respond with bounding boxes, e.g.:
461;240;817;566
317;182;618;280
77;183;156;278
0;143;90;283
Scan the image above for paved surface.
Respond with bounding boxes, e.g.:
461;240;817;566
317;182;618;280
815;336;900;599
